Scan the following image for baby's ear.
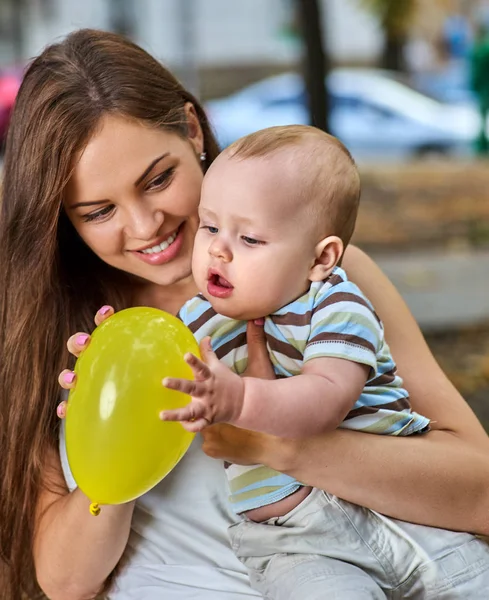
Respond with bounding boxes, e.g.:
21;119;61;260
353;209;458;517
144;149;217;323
309;236;343;282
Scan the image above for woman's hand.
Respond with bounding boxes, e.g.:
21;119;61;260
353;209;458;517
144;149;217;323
241;319;276;379
56;305;114;418
200;319;280;465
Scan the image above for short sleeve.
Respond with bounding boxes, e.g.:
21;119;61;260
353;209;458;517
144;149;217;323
303;281;384;373
58;390;78;492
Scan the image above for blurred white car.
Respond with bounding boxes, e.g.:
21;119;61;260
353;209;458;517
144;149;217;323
205;69;479;161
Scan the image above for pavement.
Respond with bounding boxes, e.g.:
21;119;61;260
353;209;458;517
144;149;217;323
373;248;489;332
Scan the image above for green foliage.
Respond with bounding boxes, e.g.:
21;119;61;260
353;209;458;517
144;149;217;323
360;0;417;38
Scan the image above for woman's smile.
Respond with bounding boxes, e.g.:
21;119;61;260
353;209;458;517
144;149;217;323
130;222;185;266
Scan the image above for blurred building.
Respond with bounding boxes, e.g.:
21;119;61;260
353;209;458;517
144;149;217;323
2;0;487;99
0;0;382;98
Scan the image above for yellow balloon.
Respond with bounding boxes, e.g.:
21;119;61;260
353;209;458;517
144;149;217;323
66;307;197;506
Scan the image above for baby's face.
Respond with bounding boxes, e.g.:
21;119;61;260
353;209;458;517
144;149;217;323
192;154;319;320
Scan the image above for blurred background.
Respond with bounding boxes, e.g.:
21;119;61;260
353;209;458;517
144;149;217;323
0;0;488;427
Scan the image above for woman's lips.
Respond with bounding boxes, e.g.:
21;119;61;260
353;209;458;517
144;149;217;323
132;224;184;266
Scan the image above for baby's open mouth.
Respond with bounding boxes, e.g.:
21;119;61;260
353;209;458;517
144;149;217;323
208;273;233;289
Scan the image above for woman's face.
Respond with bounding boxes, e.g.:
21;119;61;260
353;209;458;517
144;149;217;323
64;108;204;289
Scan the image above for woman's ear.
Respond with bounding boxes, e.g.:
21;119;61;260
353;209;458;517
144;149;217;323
184;102;204;155
309;236;344;282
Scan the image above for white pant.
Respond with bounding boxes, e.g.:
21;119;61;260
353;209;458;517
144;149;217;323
229;488;489;599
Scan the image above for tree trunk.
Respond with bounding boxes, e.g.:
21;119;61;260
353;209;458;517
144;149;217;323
381;34;406;72
296;0;330;132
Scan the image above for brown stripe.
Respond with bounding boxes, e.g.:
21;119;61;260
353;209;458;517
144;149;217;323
314;291;372;314
368;397;412;413
344;396;411;421
214;331;247;360
308;331;376;355
187;303;218;333
272;310;312;327
326;273;345;287
344;405;379;420
267;335;303;361
314;292;381;324
369;368;397;386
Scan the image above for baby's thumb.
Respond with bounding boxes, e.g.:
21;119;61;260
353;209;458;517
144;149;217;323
199;336;217;364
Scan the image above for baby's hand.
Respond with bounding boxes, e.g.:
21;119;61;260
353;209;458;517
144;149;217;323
160;337;245;433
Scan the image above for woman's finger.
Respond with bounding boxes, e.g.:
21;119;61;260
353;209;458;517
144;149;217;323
201;423;265;464
56;401;67;420
58;369;76;390
66;332;91;358
244;320;276;380
94;305;114;327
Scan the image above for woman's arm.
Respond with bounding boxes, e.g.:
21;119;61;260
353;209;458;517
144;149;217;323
34;446;135;600
202;246;489;534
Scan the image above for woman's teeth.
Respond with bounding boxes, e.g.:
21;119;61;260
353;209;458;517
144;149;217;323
140;232;177;254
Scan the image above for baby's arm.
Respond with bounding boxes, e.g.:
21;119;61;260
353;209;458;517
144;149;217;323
161;337;368;437
238;356;369;437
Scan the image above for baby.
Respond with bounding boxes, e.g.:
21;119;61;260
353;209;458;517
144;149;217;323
161;125;489;598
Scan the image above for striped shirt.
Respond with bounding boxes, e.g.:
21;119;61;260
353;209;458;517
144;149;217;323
179;267;430;513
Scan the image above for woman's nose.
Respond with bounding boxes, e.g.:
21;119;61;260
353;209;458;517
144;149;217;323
124;205;164;240
209;237;232;262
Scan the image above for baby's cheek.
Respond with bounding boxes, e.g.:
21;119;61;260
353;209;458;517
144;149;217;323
191;247;207;283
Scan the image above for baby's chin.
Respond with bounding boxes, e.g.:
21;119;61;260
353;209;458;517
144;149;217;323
203;294;266;322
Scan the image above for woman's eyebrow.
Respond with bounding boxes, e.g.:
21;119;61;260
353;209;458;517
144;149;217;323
69;199;108;209
134;152;170;187
69;153;171;209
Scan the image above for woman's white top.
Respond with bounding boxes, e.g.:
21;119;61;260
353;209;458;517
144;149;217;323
60;428;261;599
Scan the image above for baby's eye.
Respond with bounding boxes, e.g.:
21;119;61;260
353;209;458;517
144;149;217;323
201;225;219;234
241;235;264;246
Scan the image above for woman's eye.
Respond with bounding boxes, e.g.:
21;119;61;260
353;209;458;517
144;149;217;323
82;205;114;223
242;235;264;246
146;167;175;191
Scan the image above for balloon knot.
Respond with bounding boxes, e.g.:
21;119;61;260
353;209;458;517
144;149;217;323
89;502;101;516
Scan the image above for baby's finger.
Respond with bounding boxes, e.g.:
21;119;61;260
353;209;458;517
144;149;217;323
160;407;191;421
160;398;207;423
66;332;91;357
160;406;194;422
58;369;77;390
184;353;211;381
163;377;205;397
94;305;114;327
181;418;209;433
56;401;67;420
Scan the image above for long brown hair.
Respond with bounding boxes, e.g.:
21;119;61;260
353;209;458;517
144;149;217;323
0;28;219;599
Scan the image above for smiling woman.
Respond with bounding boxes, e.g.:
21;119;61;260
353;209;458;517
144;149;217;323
64;115;205;294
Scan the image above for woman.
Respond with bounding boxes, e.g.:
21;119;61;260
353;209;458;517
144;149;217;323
0;29;488;600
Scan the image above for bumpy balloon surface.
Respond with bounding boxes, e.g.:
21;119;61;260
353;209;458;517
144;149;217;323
66;308;197;505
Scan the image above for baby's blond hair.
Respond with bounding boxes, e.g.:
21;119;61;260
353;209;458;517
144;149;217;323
222;125;361;247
